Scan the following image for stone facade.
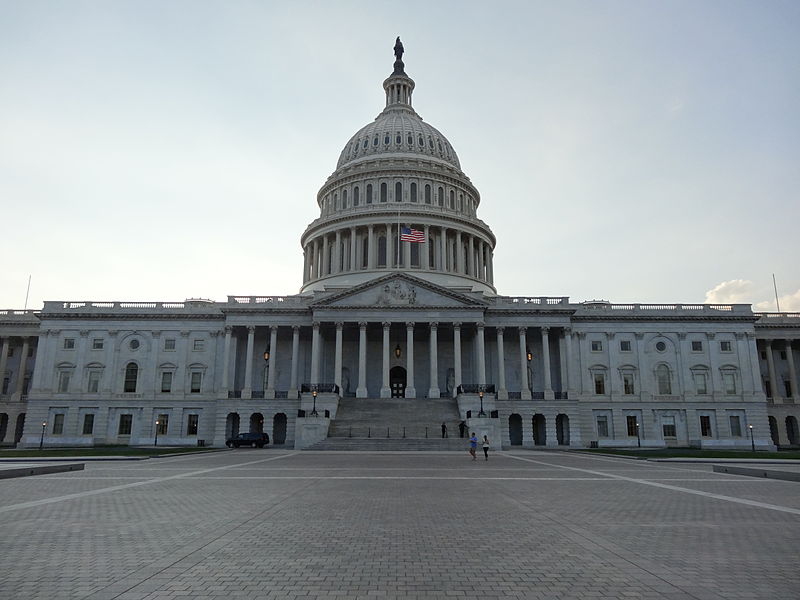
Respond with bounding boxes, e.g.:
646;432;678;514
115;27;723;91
2;42;799;450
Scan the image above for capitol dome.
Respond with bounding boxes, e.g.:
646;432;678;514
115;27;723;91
299;38;496;296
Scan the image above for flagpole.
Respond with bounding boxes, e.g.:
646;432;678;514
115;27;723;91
773;273;781;312
397;210;401;270
23;275;31;310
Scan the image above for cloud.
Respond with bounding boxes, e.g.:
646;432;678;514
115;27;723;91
704;279;756;304
754;288;800;313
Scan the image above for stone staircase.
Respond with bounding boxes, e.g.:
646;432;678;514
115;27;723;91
305;397;470;451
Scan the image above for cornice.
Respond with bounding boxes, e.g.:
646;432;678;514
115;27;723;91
38;312;225;321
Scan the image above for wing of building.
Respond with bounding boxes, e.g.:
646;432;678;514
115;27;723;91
2;41;799;450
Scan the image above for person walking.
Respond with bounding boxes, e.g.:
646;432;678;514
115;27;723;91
482;435;490;460
441;422;448;438
469;432;478;461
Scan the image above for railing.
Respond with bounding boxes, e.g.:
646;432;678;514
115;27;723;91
227;296;306;305
457;384;496;394
251;391;265;399
497;297;570;306
300;383;340;393
755;312;800;319
228;390;243;398
0;309;39;315
46;301;207;310
577;303;750;314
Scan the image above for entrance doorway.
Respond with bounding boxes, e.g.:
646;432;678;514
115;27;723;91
508;414;522;445
273;413;287;445
532;414;546;446
389;366;407;398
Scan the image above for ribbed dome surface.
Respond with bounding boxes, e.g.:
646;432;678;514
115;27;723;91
336;109;461;170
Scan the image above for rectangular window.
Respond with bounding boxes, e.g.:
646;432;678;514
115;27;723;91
619;340;631;352
6;347;12;357
63;338;75;350
729;415;742;437
780;351;787;360
626;415;638;437
596;416;609;438
591;340;603;352
87;371;101;393
593;374;605;395
187;414;199;436
623;374;635;395
28;347;34;358
58;371;71;393
786;380;793;398
52;413;65;435
760;351;766;360
192;339;205;352
691;341;703;352
765;379;772;398
161;372;173;393
164;338;176;351
2;377;8;394
662;416;676;438
82;414;95;435
157;414;169;435
700;415;712;437
92;338;104;350
723;373;736;395
720;340;732;352
118;414;132;435
190;372;202;394
693;372;708;395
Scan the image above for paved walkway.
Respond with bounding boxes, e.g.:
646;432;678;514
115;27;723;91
0;450;797;599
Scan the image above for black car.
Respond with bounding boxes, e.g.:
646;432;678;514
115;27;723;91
226;432;270;448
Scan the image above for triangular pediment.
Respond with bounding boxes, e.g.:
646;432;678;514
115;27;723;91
313;274;486;309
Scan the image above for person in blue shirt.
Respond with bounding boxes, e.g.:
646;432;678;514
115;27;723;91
469;432;478;461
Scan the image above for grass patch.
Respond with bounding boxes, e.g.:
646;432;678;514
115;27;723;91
0;446;221;458
577;448;800;460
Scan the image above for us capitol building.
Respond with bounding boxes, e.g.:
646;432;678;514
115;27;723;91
2;41;799;450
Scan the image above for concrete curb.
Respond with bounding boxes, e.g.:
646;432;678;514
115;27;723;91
712;464;800;482
0;462;85;479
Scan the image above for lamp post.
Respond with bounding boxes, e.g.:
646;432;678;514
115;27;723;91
311;386;319;416
39;421;46;450
478;385;486;417
749;424;755;452
154;419;160;447
636;421;641;448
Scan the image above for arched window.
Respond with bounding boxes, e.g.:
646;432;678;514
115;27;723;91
377;236;387;267
124;362;138;393
353;186;360;206
407;133;413;145
410;182;417;203
395;182;402;202
410;242;420;267
449;190;455;209
380;182;387;202
437;187;444;206
373;135;379;147
656;365;672;395
384;133;390;145
333;193;339;210
366;184;373;204
342;189;348;209
395;132;402;144
425;184;431;204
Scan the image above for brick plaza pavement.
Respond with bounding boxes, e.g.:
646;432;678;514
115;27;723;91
0;450;798;600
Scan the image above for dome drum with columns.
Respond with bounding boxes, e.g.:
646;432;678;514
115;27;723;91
300;39;496;296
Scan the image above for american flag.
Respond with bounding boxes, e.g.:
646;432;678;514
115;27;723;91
400;226;425;243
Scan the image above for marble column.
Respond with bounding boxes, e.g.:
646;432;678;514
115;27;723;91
350;226;358;272
266;326;278;398
496;327;507;398
468;235;475;277
221;326;232;394
289;325;300;397
564;327;575;394
321;236;330;277
487;249;494;285
405;322;416;398
381;322;391;398
368;225;376;269
786;341;798;399
310;322;321;384
243;326;255;398
334;322;343;393
423;225;430;270
519;327;531;400
455;231;462;274
765;340;778;399
311;239;319;279
428;322;440;398
476;322;486;386
334;230;342;274
541;327;553;398
453;322;462;396
0;337;9;396
357;322;368;398
440;227;448;271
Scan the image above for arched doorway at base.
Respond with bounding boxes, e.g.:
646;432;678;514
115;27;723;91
508;414;522;446
273;413;287;445
390;366;407;398
556;414;570;446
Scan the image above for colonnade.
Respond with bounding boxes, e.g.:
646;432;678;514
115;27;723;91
302;224;494;284
762;339;799;399
0;336;32;398
222;322;560;400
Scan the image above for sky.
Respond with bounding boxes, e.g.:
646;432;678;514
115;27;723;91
1;0;798;311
